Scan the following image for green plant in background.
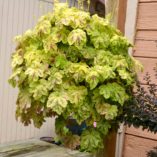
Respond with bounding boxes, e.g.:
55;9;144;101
9;2;142;153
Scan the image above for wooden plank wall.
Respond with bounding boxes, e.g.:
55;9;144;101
0;0;60;144
123;0;157;156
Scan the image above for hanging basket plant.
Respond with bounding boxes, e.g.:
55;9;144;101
9;2;142;153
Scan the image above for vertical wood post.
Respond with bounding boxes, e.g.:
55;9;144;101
117;0;128;34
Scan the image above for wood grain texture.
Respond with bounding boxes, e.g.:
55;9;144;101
126;126;157;140
134;39;157;58
134;31;157;57
136;31;157;40
117;0;127;34
137;3;157;30
123;134;157;157
135;57;157;84
139;0;157;2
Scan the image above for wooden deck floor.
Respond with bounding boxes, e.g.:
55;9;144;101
0;139;93;157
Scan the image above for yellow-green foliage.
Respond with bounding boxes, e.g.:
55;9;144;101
9;3;142;152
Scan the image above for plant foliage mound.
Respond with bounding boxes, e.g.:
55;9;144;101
123;69;157;133
9;3;142;152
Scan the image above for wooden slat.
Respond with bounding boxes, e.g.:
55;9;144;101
135;31;157;58
139;0;157;2
117;0;128;34
123;134;157;157
137;3;157;30
134;39;157;58
135;57;157;84
126;126;157;140
136;31;157;40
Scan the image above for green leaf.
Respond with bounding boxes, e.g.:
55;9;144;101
96;103;118;120
29;79;49;103
16;89;31;110
54;55;69;69
94;50;112;66
80;129;103;152
48;71;63;90
94;65;115;82
109;35;132;55
73;101;91;124
86;71;99;89
35;20;51;37
117;69;133;85
97;120;111;135
47;92;68;115
68;86;87;105
55;116;69;136
99;83;129;105
8;67;23;87
68;29;87;49
81;46;97;59
11;52;24;68
68;63;88;83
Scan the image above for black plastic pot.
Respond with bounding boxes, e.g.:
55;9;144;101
66;118;87;136
40;137;61;145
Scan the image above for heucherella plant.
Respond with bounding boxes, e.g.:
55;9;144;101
9;2;142;153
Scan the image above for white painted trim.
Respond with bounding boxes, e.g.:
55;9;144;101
125;0;139;55
115;0;138;157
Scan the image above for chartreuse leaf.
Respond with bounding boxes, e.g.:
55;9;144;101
99;83;129;105
54;55;69;69
131;56;144;72
80;129;103;152
11;52;24;68
109;35;132;55
55;116;69;136
55;5;90;29
16;88;31;110
94;50;112;66
96;103;118;120
49;27;70;44
68;29;87;49
86;70;100;89
81;46;97;59
111;55;129;69
47;91;68;115
25;62;48;81
34;19;51;37
86;65;115;89
91;32;110;49
68;86;87;105
29;79;49;103
68;63;89;83
8;67;23;87
48;71;63;90
94;65;115;82
73;101;91;124
97;120;111;135
117;69;134;85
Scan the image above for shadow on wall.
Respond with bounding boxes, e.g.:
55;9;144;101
90;0;106;17
147;147;157;157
